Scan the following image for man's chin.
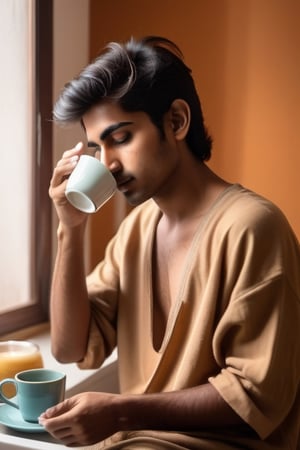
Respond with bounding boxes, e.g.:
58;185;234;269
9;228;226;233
123;191;150;207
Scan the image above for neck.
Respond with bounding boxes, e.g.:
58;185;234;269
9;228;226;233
153;158;230;224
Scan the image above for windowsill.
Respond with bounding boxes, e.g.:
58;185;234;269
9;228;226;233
0;324;118;449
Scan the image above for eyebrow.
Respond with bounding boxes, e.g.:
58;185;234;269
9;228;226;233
87;121;133;147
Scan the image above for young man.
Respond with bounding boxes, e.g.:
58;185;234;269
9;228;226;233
41;36;300;449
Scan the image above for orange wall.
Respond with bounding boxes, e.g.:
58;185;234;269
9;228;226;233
88;0;300;268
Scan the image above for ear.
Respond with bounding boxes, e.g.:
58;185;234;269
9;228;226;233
168;99;191;141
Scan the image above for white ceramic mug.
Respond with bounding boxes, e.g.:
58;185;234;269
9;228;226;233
65;155;117;213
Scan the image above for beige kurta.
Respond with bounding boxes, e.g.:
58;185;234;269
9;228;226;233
79;184;300;449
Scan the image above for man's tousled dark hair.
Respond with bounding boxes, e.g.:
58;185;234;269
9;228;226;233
54;36;212;161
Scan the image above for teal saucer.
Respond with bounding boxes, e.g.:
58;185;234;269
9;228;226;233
0;403;45;433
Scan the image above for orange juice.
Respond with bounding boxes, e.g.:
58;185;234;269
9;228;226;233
0;341;43;397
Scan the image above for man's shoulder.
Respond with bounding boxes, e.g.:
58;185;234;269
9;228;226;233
215;184;297;243
221;184;278;211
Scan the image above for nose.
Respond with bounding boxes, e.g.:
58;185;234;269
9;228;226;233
100;148;121;174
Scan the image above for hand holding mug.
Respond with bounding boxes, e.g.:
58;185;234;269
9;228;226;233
65;153;117;213
49;142;89;227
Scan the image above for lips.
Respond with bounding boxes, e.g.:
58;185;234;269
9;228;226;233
116;176;133;190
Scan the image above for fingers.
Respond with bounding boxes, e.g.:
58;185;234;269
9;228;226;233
61;141;84;160
51;155;78;188
39;399;77;441
49;142;85;215
48;142;90;226
39;397;73;420
50;142;83;189
39;398;85;447
41;422;78;447
56;154;79;169
39;392;117;447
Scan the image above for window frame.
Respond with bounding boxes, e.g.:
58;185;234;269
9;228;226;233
0;0;53;335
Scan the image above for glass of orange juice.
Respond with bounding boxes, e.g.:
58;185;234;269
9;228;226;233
0;340;44;398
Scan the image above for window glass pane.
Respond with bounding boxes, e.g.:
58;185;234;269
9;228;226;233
0;1;33;312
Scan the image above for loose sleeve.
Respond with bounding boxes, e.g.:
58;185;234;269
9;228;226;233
210;276;300;438
209;206;300;439
77;201;156;370
77;233;120;369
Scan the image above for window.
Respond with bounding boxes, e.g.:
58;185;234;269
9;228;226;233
0;0;53;335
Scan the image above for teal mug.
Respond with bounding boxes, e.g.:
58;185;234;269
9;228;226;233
0;368;66;423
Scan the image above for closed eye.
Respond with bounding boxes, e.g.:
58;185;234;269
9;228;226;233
111;131;132;146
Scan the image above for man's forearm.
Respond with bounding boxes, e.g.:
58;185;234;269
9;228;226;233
116;383;245;432
50;222;91;363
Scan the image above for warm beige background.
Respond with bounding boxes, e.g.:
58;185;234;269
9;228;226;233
87;0;299;268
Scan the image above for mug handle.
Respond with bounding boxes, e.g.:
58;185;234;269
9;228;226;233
0;378;19;409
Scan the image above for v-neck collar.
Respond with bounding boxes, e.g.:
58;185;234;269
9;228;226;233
147;184;240;355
